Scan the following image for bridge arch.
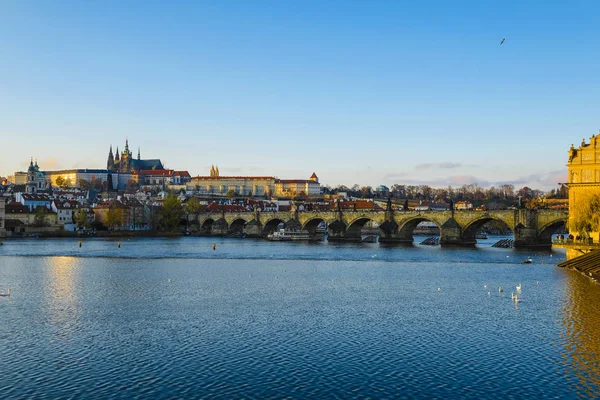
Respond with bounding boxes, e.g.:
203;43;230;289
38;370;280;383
262;218;285;235
538;219;567;242
462;217;513;242
201;218;215;235
345;217;380;240
302;217;327;235
398;217;440;236
228;218;247;236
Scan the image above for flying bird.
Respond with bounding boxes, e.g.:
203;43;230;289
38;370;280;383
500;38;505;45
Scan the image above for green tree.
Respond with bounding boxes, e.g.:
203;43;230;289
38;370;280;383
79;179;90;191
74;209;88;228
569;192;600;239
185;197;202;215
160;194;184;231
55;176;65;187
226;189;236;199
33;207;49;227
106;205;123;231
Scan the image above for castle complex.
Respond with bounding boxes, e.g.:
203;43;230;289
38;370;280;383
190;165;320;197
106;139;164;173
10;141;320;197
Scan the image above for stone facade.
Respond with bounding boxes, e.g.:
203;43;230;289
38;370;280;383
0;197;6;237
189;168;320;197
197;208;567;247
566;134;600;242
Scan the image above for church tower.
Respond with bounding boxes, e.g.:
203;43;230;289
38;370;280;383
26;158;37;194
107;145;115;170
120;139;132;172
137;147;140;160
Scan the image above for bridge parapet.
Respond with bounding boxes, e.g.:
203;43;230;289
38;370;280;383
195;208;567;247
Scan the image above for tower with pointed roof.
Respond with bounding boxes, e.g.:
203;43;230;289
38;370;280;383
106;139;164;173
25;158;46;194
107;145;115;170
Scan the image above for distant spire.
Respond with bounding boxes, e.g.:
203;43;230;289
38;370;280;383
115;146;120;161
125;138;129;153
137;147;140;160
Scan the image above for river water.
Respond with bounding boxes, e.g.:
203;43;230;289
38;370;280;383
1;236;599;399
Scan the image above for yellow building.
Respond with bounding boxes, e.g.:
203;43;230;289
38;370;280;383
189;166;320;197
566;134;600;242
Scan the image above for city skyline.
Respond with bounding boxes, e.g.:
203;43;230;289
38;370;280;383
2;1;598;189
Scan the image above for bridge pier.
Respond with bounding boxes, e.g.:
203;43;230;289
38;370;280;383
244;219;263;238
196;209;567;246
514;227;552;248
439;218;475;246
378;236;414;244
210;218;229;236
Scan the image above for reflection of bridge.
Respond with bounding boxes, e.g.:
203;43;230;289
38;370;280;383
198;207;568;248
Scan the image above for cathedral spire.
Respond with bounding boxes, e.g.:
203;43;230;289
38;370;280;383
124;138;129;153
115;146;120;161
107;145;115;170
137;147;140;160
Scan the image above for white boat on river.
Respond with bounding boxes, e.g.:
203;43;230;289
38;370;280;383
267;228;312;241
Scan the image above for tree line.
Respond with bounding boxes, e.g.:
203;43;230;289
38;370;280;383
321;183;568;202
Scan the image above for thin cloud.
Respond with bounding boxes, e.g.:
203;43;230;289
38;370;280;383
414;162;474;170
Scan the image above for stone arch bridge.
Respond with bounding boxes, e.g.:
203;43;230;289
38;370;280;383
197;208;568;248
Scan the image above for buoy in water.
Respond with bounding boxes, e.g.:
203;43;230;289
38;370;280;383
213;243;216;250
79;240;82;248
118;242;121;248
0;289;10;297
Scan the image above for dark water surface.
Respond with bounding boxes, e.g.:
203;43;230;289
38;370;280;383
1;237;600;399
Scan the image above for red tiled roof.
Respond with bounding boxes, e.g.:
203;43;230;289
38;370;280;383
310;172;318;179
205;202;248;213
173;171;191;177
192;176;275;181
6;203;30;213
333;200;377;210
21;194;50;200
277;179;312;184
139;170;174;176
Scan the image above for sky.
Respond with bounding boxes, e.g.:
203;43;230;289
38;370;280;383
1;1;599;191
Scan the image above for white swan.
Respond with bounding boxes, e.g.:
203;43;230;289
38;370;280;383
516;283;522;292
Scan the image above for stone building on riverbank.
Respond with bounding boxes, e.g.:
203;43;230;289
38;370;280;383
566;135;600;243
